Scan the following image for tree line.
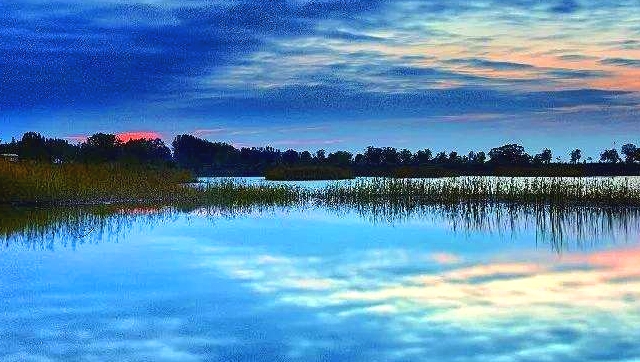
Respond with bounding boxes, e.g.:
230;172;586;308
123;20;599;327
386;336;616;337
0;132;172;166
1;132;640;175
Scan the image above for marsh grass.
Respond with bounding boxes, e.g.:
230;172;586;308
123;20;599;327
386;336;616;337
2;161;640;208
0;160;193;205
318;177;640;207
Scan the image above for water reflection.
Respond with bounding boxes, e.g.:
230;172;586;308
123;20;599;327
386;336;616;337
2;203;640;361
3;203;639;251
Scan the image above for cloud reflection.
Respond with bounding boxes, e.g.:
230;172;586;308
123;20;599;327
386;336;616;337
198;244;640;361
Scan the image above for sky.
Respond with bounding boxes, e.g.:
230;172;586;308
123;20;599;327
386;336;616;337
1;0;639;157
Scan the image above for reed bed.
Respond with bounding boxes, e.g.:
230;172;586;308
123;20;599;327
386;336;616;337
317;177;640;207
0;160;193;205
0;160;306;207
2;160;640;208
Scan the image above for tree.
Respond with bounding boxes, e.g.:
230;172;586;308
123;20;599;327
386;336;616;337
489;144;531;165
448;151;461;164
327;151;353;166
570;149;582;164
475;151;487;164
600;149;620;163
363;146;383;166
381;147;399;166
315;149;326;163
415;149;432;165
300;151;313;164
621;143;638;164
433;151;448;164
19;132;49;161
121;138;172;165
399;149;414;165
80;133;122;163
282;149;300;165
533;148;552;165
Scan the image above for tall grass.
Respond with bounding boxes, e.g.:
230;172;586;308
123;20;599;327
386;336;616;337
318;177;640;207
0;160;306;207
2;160;640;207
0;160;194;205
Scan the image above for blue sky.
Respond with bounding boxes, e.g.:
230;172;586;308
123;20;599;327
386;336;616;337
1;0;639;157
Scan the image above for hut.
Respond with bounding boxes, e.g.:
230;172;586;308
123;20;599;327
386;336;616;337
1;154;19;162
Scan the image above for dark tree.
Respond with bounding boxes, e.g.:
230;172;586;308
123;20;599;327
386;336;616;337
300;151;313;164
19;132;49;161
433;151;448;164
315;149;326;163
415;149;432;165
282;150;300;165
475;151;487;164
363;147;383;166
533;148;552;165
327;151;353;166
448;151;461;164
80;133;122;163
600;148;621;163
399;149;413;165
121;138;172;165
489;144;531;165
621;143;638;164
381;147;399;166
570;149;582;164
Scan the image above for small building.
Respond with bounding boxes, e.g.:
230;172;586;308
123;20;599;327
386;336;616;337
1;154;19;162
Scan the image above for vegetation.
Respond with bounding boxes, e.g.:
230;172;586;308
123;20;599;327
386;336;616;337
265;166;354;181
2;155;640;208
3;132;640;178
3;197;640;252
0;160;193;205
318;177;640;207
0;132;172;166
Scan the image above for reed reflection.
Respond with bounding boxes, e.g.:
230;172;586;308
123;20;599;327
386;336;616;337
2;202;640;251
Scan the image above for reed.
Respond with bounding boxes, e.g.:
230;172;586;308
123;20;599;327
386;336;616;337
317;177;640;207
2;160;640;208
0;160;193;205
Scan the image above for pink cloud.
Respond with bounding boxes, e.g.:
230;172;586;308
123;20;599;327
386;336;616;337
429;252;462;265
116;131;162;142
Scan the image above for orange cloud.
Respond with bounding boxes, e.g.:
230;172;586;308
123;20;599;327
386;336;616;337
116;131;162;142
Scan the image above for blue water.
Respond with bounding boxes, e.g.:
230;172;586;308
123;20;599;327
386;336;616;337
2;206;640;361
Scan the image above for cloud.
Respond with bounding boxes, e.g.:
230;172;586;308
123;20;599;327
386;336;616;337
0;0;381;110
600;58;640;67
183;85;635;119
549;0;581;14
116;131;163;142
445;58;535;71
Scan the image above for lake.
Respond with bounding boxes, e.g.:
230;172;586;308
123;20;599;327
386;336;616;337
2;179;640;361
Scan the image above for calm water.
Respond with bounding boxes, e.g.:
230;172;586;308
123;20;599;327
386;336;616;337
2;186;640;361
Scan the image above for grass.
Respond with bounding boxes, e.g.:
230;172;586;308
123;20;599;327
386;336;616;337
2;160;640;208
0;160;194;205
318;177;640;207
2;162;640;248
0;160;307;207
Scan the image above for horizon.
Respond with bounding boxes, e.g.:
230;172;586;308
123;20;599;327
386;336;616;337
0;130;633;161
2;1;639;157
